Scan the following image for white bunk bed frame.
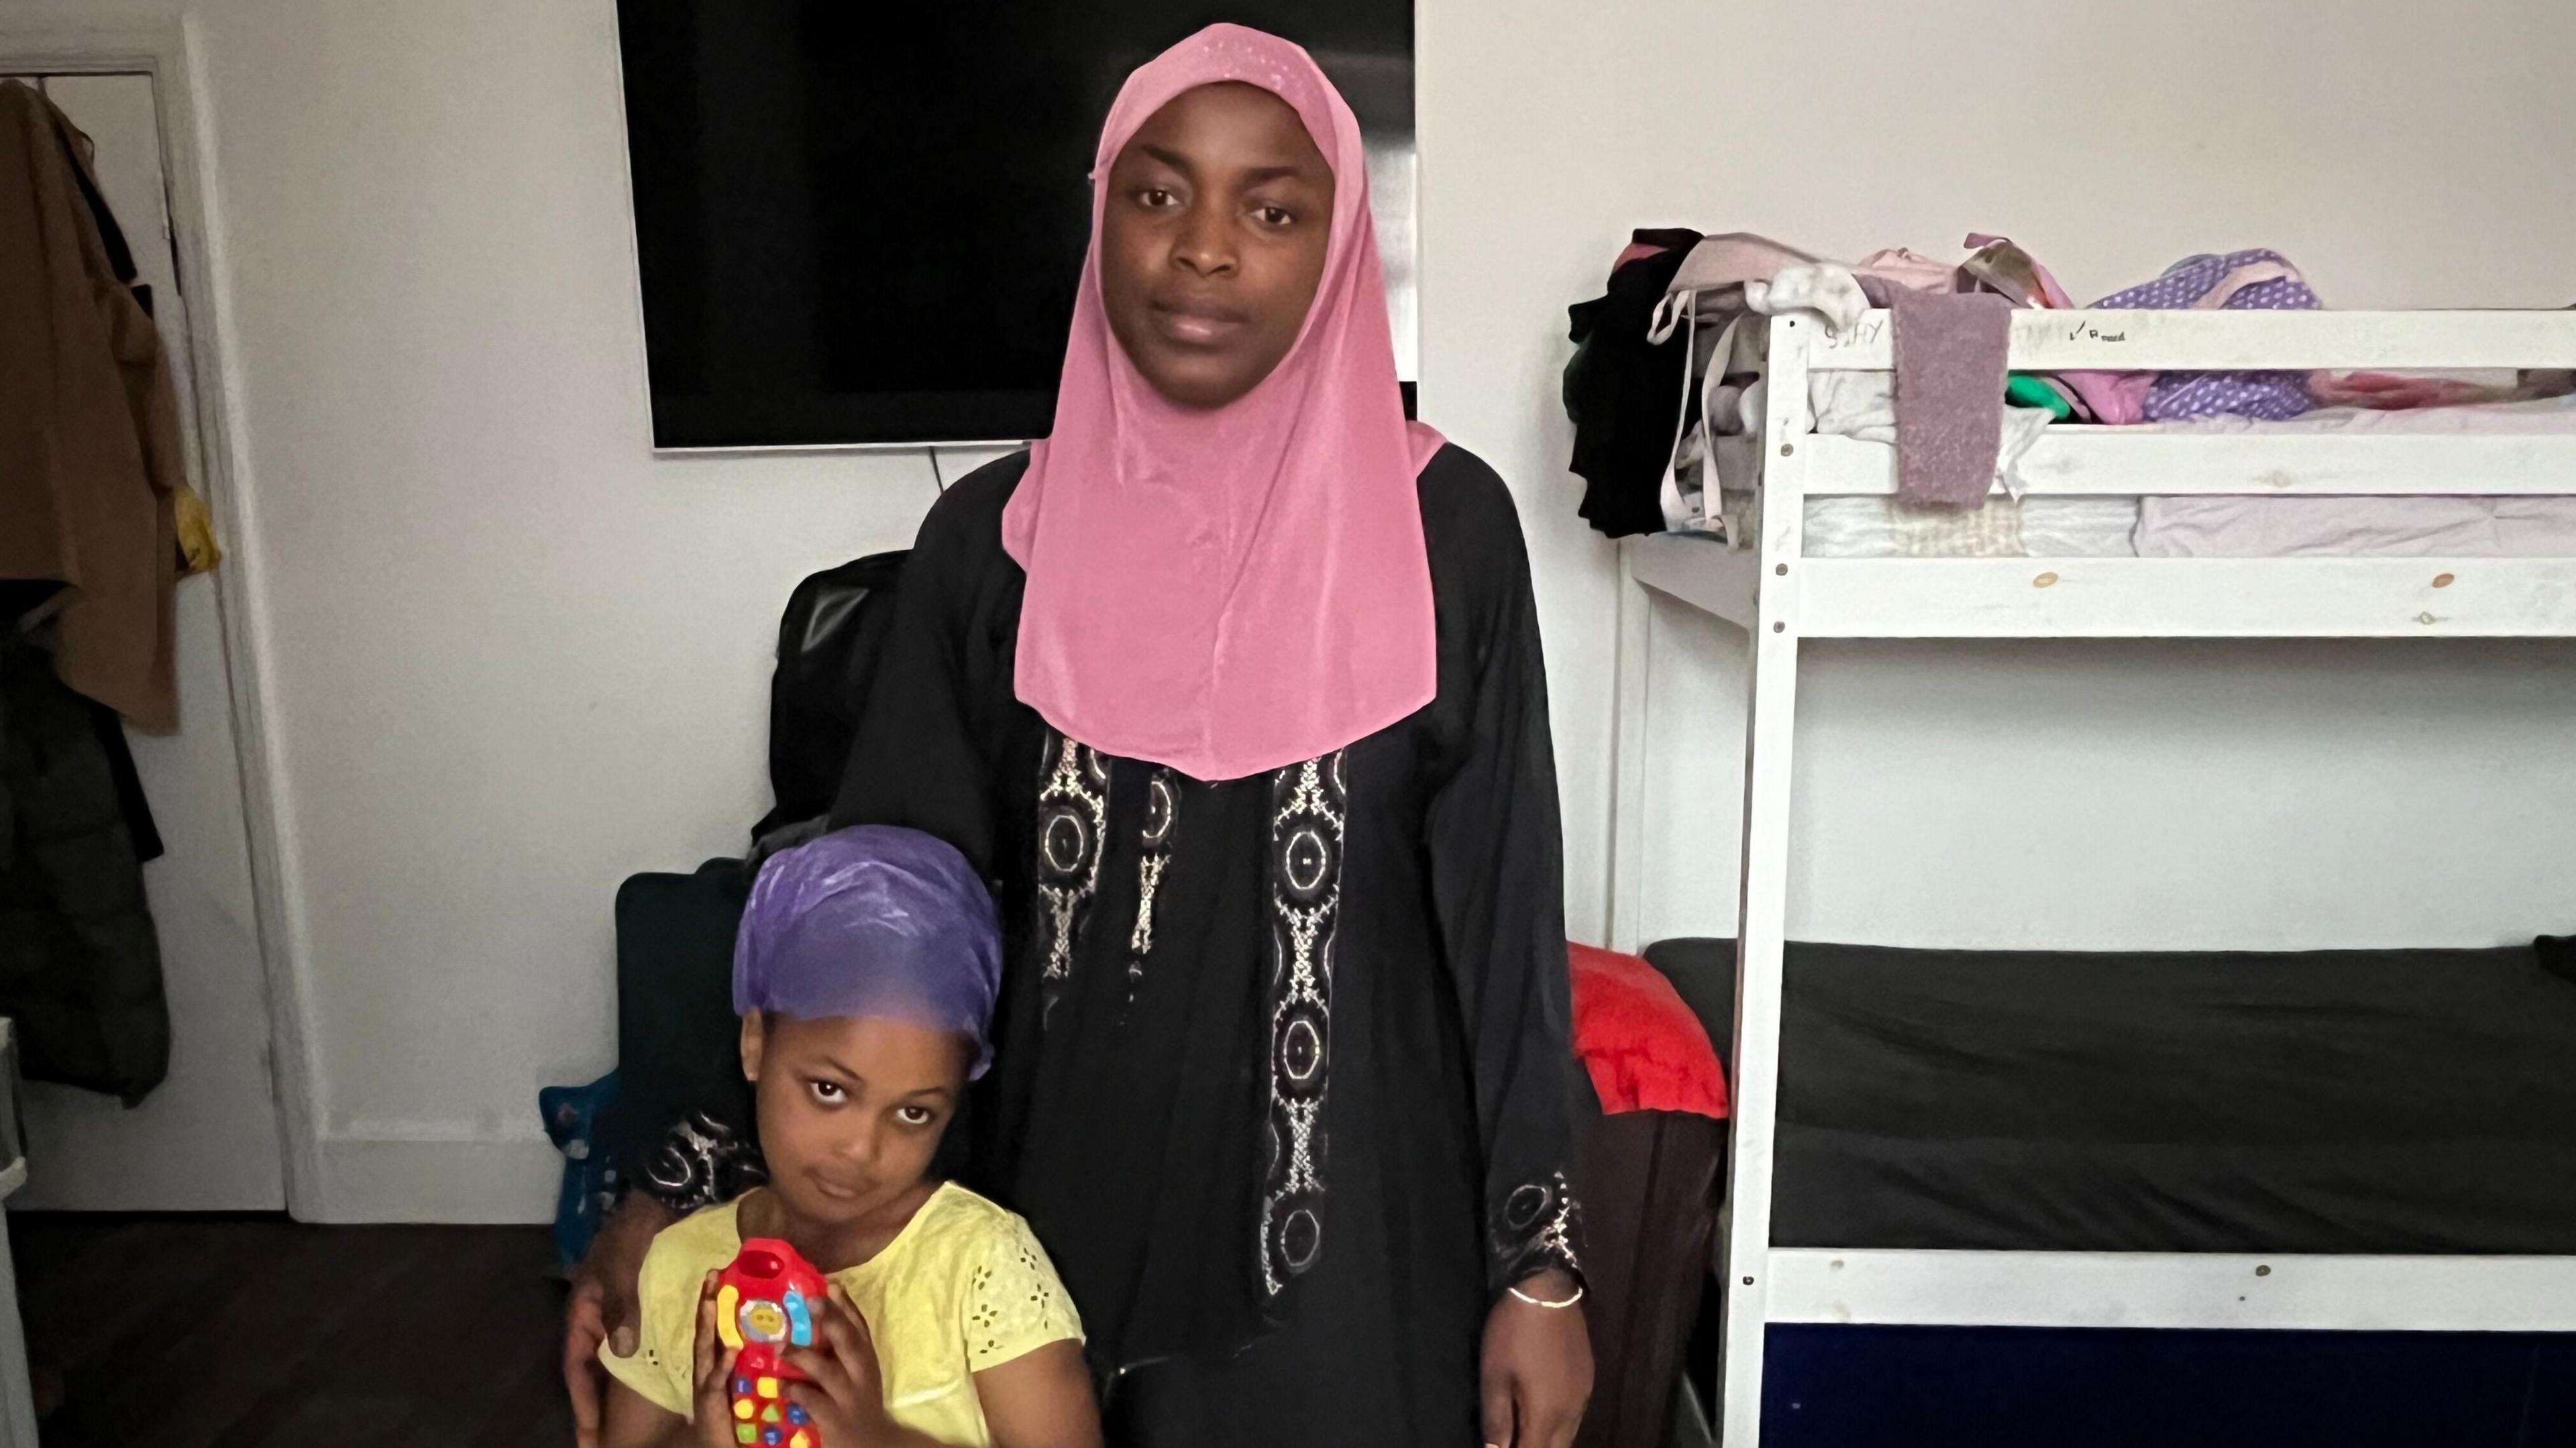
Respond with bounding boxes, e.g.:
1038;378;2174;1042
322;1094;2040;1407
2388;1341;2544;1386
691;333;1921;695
1603;309;2576;1448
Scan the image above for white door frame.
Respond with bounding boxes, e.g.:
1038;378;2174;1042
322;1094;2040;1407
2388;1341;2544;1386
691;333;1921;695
0;15;323;1217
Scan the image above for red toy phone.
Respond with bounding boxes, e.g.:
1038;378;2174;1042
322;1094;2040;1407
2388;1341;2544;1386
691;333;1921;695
714;1237;830;1447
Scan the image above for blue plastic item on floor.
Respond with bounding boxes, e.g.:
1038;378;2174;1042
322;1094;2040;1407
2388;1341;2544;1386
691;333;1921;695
539;1070;621;1270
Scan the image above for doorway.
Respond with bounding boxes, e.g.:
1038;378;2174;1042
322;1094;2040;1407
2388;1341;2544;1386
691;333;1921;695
3;60;290;1211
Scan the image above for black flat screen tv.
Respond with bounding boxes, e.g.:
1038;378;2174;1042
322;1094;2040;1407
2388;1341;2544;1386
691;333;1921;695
615;1;1416;449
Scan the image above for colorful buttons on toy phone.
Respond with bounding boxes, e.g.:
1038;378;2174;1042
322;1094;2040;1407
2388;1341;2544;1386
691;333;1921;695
733;1427;755;1445
761;1430;784;1446
784;1404;809;1426
733;1376;752;1396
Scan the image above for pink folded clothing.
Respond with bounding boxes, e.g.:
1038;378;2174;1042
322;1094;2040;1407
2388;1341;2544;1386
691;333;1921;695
1570;943;1729;1119
1891;289;2013;509
2308;370;2575;410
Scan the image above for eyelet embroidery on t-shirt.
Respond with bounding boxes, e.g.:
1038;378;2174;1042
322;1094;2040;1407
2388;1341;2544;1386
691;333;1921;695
963;1229;1076;1369
1260;750;1344;1297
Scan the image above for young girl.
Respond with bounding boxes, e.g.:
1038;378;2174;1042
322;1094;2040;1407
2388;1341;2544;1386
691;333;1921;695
600;826;1102;1448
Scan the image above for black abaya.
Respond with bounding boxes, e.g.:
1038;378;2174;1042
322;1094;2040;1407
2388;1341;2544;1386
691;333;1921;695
832;445;1582;1447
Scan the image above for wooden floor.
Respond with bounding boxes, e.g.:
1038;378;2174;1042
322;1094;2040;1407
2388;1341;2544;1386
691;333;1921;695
11;1213;572;1447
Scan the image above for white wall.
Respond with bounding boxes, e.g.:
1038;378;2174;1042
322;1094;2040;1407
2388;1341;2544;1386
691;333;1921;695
189;0;969;1219
9;0;2573;1221
1417;0;2576;955
6;0;956;1219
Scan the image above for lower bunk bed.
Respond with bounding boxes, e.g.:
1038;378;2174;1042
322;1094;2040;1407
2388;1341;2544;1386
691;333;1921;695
1638;936;2576;1448
1645;936;2576;1257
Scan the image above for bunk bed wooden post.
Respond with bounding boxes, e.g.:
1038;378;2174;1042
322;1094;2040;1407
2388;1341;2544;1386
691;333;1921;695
1717;315;1813;1448
1609;549;1654;952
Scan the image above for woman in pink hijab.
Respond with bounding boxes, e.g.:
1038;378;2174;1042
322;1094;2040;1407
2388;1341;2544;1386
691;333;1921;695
836;25;1589;1447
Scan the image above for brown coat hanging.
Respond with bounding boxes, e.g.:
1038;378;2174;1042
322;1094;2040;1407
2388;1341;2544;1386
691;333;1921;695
0;80;182;730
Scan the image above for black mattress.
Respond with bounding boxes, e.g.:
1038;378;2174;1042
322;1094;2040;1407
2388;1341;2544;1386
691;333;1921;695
1643;938;2576;1254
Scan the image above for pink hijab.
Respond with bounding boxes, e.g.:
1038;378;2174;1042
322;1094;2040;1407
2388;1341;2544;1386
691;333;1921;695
1000;25;1444;783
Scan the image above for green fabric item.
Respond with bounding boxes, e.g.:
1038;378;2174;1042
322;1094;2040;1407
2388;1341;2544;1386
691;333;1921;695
2006;374;2075;421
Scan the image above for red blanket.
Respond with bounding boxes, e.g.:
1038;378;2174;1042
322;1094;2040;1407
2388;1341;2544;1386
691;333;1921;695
1569;942;1729;1119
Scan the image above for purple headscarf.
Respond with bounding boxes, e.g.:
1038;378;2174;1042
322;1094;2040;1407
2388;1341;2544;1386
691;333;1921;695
732;826;1002;1078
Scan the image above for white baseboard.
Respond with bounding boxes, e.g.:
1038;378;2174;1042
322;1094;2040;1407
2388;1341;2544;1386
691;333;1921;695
306;1133;563;1225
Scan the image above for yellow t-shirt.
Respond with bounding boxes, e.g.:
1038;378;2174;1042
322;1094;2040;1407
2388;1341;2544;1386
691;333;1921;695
602;1182;1083;1447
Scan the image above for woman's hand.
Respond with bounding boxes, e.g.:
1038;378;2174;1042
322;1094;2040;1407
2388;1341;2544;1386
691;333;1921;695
568;1194;675;1448
1479;1270;1593;1448
784;1283;903;1447
688;1272;746;1448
